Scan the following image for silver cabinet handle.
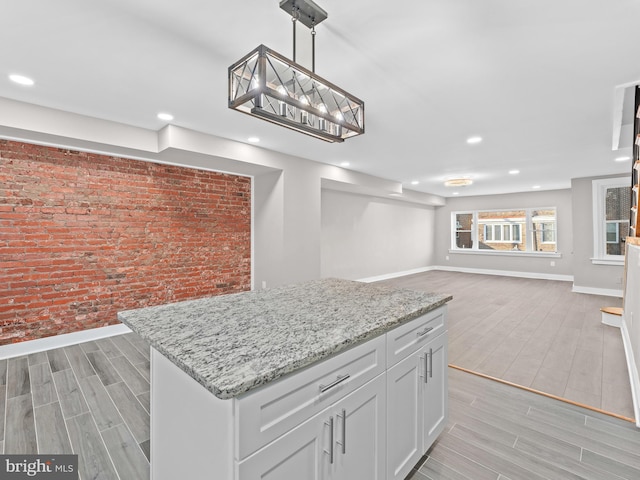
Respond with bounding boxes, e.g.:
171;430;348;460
428;347;433;378
336;408;346;454
424;353;429;384
417;326;434;337
324;416;334;464
319;374;350;393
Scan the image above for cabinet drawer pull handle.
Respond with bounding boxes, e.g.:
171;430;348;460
428;348;433;378
324;416;334;464
424;354;429;384
319;374;350;393
416;326;434;337
337;408;347;454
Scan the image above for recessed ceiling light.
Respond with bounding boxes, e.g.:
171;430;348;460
532;185;541;189
466;136;482;144
509;169;520;175
247;137;260;143
411;180;419;185
615;156;631;162
452;192;460;195
340;161;350;167
9;74;34;86
157;112;174;121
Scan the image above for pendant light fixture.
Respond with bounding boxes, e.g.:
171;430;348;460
228;0;365;143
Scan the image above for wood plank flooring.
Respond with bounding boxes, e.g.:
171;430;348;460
0;332;150;480
379;270;635;419
1;272;638;479
409;367;640;480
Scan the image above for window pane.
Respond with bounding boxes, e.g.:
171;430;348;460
455;213;472;231
604;187;630;256
531;209;556;252
455;213;473;248
605;187;631;221
606;222;617;243
513;224;521;242
477;210;525;251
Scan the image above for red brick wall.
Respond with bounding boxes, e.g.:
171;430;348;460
0;140;251;344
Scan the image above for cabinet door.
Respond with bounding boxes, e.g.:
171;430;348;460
386;349;423;480
422;333;448;450
331;374;386;480
238;409;329;480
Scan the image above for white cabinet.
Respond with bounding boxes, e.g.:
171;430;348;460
239;374;386;480
386;312;448;480
386;349;422;480
422;333;448;449
150;306;448;480
237;335;386;459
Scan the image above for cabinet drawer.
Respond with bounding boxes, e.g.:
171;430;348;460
236;334;386;460
386;306;446;367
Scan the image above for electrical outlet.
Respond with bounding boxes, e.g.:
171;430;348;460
445;255;450;261
550;261;555;267
261;280;267;289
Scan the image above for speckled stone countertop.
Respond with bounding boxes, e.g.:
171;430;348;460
117;278;452;400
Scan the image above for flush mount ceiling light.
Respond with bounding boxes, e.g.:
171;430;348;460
444;178;473;187
228;0;364;143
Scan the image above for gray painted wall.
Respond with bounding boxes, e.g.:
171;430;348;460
433;189;574;278
0;99;444;291
320;189;435;279
1;99;632;294
571;174;627;292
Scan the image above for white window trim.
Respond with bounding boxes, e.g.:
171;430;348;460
591;177;629;264
451;207;558;255
448;249;562;258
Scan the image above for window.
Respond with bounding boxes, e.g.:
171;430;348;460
592;177;631;263
451;207;557;254
540;223;556;243
483;224;521;243
454;213;473;249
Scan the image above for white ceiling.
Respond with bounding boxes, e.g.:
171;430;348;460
2;0;638;197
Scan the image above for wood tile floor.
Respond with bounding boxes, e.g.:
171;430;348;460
379;271;635;420
409;367;640;480
4;337;639;480
2;272;638;479
0;333;151;480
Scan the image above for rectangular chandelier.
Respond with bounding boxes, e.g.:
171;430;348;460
228;44;365;143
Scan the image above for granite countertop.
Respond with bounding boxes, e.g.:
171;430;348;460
117;278;452;399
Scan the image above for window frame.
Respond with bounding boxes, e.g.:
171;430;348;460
591;177;630;265
450;207;559;256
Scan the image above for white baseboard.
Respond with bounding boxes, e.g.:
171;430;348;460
571;285;624;298
0;323;132;360
431;265;574;283
621;320;640;427
357;266;436;283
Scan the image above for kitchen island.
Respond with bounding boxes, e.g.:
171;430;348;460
118;278;452;480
